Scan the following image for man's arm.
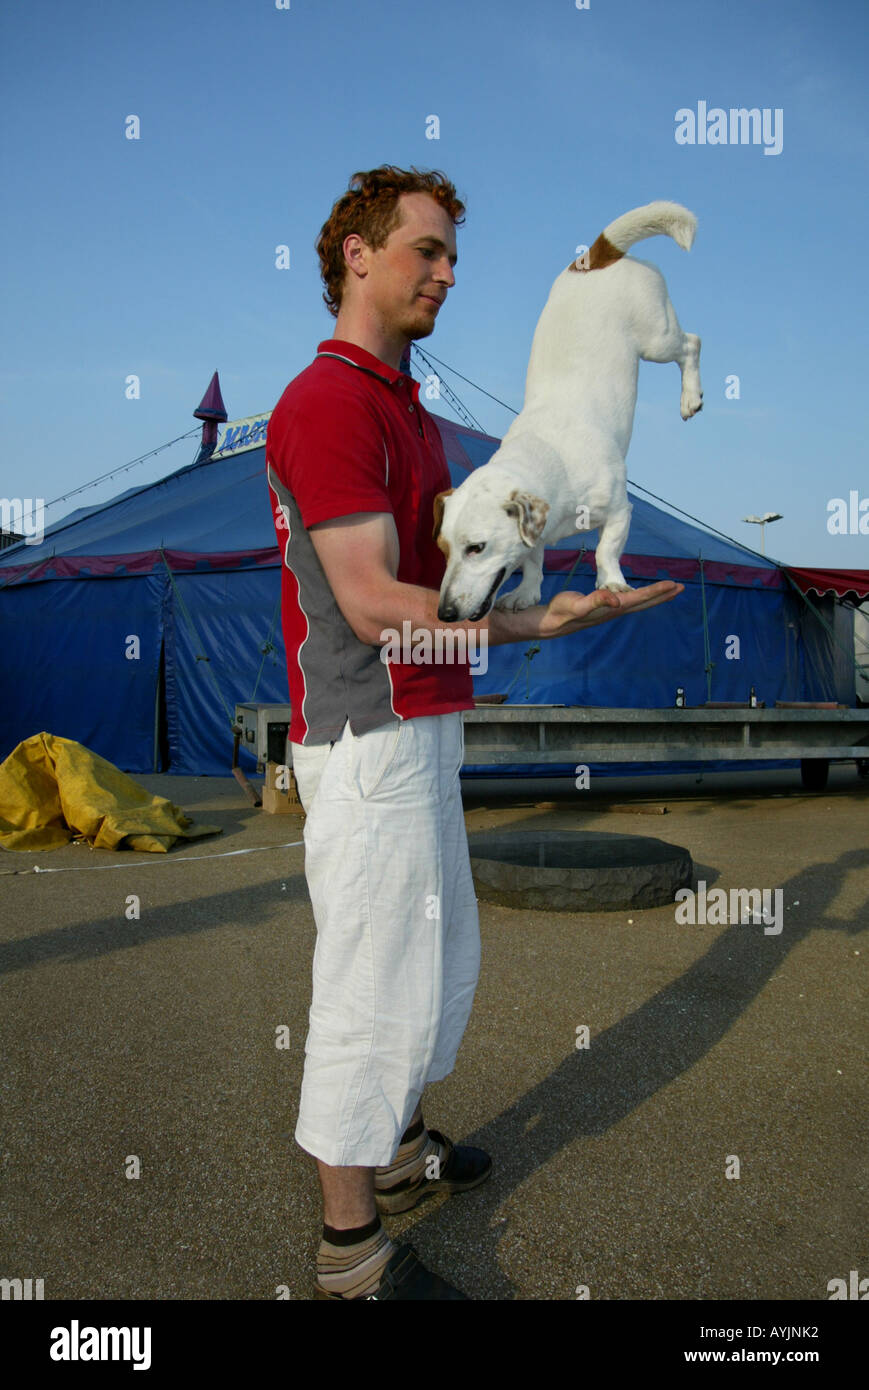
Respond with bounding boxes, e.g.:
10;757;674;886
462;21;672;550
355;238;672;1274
308;511;683;647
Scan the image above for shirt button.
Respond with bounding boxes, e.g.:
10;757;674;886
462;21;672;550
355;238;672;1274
408;403;415;412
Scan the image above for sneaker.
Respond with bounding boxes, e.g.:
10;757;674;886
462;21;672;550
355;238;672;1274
375;1129;492;1215
314;1243;470;1300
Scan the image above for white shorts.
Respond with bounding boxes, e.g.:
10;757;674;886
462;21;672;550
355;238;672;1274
289;712;481;1167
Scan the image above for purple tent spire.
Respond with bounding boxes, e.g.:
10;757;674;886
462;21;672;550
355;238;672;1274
193;372;228;463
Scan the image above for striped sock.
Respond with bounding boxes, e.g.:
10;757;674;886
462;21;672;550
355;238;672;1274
316;1215;395;1299
374;1116;448;1193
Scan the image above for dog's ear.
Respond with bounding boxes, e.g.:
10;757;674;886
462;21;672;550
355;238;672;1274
504;490;550;547
432;488;455;544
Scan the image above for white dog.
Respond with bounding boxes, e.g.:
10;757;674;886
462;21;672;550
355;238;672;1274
433;200;703;622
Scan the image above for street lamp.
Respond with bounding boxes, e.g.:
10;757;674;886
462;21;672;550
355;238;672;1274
743;511;782;556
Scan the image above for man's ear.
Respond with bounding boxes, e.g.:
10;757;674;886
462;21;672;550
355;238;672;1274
432;488;455;542
504;490;550;547
342;232;370;283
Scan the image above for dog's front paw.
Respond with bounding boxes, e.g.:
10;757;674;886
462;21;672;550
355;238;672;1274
599;578;633;594
495;587;541;612
680;386;703;420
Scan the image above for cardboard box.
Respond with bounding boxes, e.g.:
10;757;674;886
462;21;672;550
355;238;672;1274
261;761;306;817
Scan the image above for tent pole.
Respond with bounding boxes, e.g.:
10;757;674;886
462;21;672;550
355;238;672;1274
699;552;714;702
153;648;160;772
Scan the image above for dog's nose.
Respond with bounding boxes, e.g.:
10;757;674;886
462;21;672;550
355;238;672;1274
438;603;458;622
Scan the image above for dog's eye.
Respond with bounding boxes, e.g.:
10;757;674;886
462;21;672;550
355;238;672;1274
465;542;486;555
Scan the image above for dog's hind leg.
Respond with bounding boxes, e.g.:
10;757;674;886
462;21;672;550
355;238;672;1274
637;276;703;419
675;331;703;419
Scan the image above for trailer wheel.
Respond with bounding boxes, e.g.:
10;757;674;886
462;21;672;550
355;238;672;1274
800;758;829;791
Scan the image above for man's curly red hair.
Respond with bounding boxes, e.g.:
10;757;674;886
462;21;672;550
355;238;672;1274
316;165;466;317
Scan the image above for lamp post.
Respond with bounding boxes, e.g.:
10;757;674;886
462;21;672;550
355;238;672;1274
742;511;782;556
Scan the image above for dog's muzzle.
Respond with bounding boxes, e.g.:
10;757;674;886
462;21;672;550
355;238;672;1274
438;567;506;623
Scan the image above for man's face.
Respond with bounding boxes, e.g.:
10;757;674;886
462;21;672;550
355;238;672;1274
346;191;457;340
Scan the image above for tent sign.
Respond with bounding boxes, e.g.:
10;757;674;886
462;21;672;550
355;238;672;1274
214;412;272;457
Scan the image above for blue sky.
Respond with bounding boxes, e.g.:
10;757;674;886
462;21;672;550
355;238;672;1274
1;0;867;567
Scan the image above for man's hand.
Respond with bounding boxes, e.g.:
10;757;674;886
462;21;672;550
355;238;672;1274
538;581;684;639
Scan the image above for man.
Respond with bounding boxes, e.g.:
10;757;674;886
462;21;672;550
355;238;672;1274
266;166;683;1300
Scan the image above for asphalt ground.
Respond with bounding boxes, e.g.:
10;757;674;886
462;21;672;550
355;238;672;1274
1;762;866;1302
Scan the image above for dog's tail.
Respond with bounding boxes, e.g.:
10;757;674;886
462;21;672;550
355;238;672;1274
570;200;697;272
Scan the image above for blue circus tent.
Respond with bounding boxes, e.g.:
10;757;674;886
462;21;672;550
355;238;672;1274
0;407;856;777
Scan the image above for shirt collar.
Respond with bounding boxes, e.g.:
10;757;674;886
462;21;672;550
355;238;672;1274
316;339;415;393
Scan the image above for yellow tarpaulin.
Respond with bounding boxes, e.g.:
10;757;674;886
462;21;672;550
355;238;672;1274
0;733;222;853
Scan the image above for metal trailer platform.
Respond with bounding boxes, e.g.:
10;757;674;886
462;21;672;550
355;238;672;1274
460;705;869;790
232;702;869;798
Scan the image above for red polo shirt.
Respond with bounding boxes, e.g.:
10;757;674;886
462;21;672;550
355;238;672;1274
266;339;475;744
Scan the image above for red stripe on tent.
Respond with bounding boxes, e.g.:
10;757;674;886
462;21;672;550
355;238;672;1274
0;547;281;584
3;546;795;591
544;550;784;588
784;565;869;601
